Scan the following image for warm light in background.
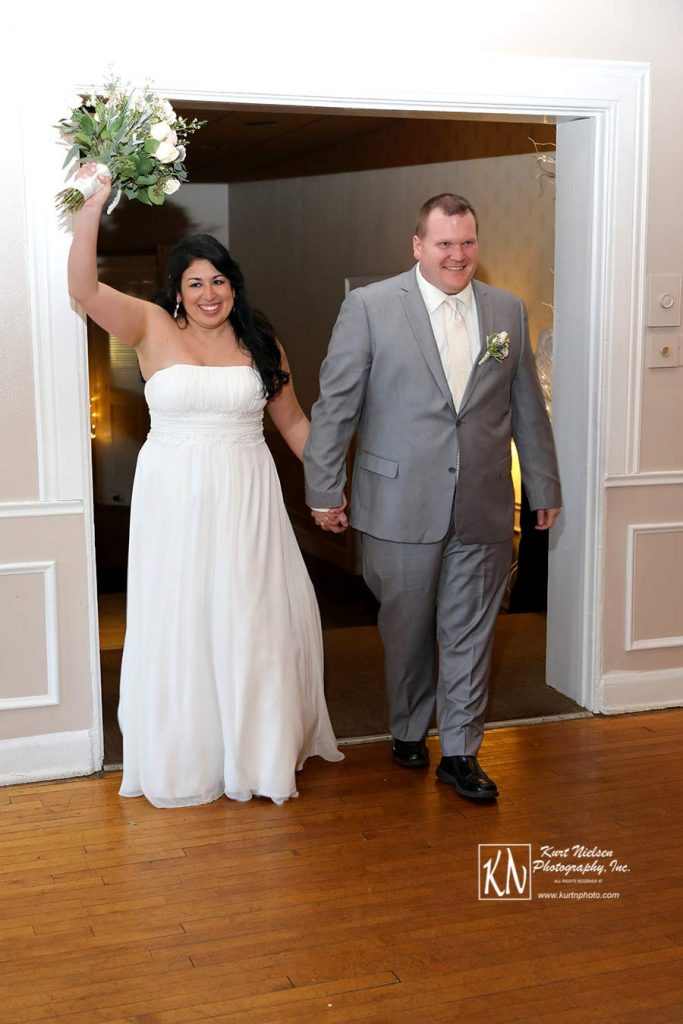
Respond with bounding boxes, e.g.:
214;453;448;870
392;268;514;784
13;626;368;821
90;394;98;440
511;440;522;530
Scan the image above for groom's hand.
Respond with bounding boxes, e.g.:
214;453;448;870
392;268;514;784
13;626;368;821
311;499;348;533
535;507;561;530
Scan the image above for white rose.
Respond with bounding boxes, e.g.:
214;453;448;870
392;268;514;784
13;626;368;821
150;121;173;142
160;99;176;121
154;140;180;163
163;178;181;195
176;144;186;161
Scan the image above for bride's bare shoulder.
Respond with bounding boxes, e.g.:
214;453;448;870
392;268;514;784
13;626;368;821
136;307;182;359
142;301;178;338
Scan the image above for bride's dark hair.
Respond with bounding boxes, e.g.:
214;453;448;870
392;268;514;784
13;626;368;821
155;234;289;399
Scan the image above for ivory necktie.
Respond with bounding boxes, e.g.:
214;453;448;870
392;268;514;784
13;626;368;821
444;295;472;409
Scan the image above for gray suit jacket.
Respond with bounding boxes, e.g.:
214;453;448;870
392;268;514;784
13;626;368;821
304;267;561;545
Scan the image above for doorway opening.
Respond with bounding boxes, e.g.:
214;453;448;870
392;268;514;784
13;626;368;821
90;103;584;766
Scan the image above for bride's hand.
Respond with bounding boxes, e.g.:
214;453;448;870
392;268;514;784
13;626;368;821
75;161;112;211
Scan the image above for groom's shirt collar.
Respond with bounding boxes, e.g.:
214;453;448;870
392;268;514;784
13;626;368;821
415;263;474;315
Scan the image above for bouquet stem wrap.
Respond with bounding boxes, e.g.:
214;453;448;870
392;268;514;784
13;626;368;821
73;163;111;201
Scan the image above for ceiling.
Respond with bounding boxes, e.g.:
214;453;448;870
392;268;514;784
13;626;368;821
174;106;404;182
174;105;557;184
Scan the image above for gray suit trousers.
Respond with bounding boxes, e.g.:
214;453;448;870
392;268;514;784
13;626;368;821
361;510;512;756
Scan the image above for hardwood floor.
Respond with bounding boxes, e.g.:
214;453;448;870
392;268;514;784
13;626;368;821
1;710;682;1023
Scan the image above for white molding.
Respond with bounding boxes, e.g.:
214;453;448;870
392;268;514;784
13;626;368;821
130;56;651;116
606;472;683;488
599;667;683;713
631;636;683;651
19;99;104;770
625;523;683;651
83;477;104;772
21;108;91;502
581;112;609;710
0;729;100;786
0;500;84;519
0;561;60;711
624;67;652;475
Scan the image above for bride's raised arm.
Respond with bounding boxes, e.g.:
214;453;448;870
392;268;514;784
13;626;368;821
67;164;165;349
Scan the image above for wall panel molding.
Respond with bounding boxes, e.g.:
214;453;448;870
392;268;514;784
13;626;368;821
0;561;60;711
606;472;683;488
0;500;84;519
625;523;683;651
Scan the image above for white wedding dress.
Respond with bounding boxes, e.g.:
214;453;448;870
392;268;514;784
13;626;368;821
118;364;343;808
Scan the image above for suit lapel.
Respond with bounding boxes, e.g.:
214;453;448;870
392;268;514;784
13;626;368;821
457;279;494;414
399;270;456;415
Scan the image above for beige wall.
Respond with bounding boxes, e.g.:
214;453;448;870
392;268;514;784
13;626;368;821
2;1;682;779
230;154;555;414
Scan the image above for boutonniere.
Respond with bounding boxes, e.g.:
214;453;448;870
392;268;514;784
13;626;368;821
478;330;510;366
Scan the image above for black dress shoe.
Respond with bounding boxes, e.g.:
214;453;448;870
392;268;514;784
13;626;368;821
436;756;499;800
391;738;429;769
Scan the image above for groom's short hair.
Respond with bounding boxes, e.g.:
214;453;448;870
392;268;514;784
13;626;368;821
415;193;479;237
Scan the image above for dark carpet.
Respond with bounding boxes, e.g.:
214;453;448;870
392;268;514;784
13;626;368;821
100;612;581;766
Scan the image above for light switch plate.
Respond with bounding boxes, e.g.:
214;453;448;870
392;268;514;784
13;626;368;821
648;334;680;368
647;275;681;327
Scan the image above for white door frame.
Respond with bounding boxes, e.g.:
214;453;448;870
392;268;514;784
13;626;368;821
21;56;650;772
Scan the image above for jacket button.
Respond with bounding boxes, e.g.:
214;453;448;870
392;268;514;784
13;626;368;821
448;467;456;474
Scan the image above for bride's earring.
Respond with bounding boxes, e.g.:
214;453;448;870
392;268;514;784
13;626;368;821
173;301;180;320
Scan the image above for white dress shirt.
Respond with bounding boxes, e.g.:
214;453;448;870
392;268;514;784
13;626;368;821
415;263;481;372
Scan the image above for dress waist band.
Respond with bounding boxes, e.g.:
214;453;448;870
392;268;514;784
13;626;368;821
148;411;264;447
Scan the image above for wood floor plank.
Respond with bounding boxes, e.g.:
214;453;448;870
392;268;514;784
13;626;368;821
1;710;682;1024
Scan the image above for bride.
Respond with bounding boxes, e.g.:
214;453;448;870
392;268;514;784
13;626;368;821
68;164;343;807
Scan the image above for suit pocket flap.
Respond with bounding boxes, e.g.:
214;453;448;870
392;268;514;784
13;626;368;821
356;450;399;479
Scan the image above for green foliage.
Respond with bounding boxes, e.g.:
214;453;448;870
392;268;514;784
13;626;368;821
54;74;206;214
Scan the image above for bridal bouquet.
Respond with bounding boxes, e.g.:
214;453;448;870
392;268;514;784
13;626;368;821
55;73;205;214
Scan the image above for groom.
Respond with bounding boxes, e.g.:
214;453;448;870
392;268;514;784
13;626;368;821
303;193;561;801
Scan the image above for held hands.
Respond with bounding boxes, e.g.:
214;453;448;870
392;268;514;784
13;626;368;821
311;495;349;533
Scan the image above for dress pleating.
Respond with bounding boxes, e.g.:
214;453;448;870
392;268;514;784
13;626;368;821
118;364;343;807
